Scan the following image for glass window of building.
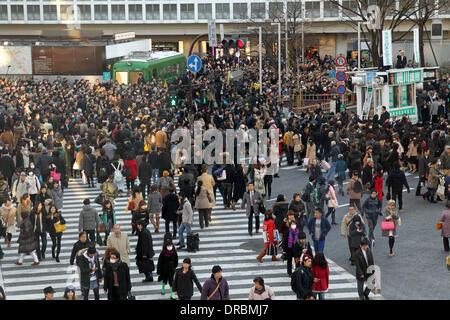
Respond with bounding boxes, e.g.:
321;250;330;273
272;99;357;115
27;5;40;21
129;4;142;20
111;4;125;20
216;3;230;19
79;5;91;20
305;1;320;19
43;5;57;20
198;4;212;20
323;1;339;17
269;2;283;20
341;0;357;17
0;5;7;20
251;3;265;19
163;4;176;20
287;2;302;19
146;4;159;20
60;5;73;20
94;5;108;20
233;3;247;19
11;5;24;20
180;4;194;20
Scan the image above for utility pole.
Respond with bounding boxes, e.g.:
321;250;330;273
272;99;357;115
272;22;281;99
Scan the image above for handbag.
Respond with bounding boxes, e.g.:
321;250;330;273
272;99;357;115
95;193;105;205
436;221;443;230
73;162;80;171
54;223;67;233
50;169;61;181
258;202;266;214
97;223;106;233
303;158;310;168
381;218;395;231
437;180;445;198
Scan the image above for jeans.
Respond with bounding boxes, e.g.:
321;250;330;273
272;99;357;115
35;232;47;259
315;292;326;300
313;239;325;253
222;183;233;208
165;219;177;238
178;222;192;247
152;171;159;185
325;161;337;181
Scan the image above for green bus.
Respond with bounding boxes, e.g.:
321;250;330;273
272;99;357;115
112;51;186;84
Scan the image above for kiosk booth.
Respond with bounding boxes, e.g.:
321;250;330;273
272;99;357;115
351;67;439;124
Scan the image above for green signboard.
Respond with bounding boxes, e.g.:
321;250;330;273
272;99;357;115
391;70;422;85
389;107;416;117
401;85;408;107
389;87;394;108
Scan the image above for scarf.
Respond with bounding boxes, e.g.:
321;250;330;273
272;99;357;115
164;249;174;257
254;285;266;295
288;228;299;248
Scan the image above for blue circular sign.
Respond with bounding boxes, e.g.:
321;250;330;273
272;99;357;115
187;55;202;73
336;71;347;82
337;85;347;95
329;70;336;78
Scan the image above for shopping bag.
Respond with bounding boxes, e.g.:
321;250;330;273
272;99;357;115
303;158;310;168
50;169;61;181
81;170;87;185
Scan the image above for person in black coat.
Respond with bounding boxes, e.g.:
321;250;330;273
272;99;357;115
386;163;410;211
149;146;159;184
138;155;152;200
30;202;48;260
178;167;195;205
157;239;178;299
172;257;202;300
51;150;66;185
232;165;247;210
273;194;289;230
135;219;155;282
103;251;131;300
354;239;375;300
70;231;94;265
162;190;179;239
158;150;171;177
294;254;314;300
77;245;103;300
0;150;15;188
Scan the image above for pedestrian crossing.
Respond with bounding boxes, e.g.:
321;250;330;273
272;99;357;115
0;174;378;300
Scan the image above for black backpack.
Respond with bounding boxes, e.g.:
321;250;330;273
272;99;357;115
291;269;299;292
352;179;363;193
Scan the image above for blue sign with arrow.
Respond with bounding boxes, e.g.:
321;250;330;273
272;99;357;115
187;55;202;73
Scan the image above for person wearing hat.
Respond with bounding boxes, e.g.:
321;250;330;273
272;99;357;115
78;245;103;300
157;239;178;299
43;286;55;300
158;170;176;200
307;208;331;253
354;238;375;300
293;254;314;300
292;231;313;266
200;265;230;300
103;250;132;300
172;257;203;300
63;285;79;300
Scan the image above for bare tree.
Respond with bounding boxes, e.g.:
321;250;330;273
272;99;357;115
330;0;418;66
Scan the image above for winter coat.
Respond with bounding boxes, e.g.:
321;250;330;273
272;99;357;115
78;205;100;231
295;264;314;299
373;174;384;201
99;207;116;229
45;212;66;236
292;239;313;261
69;239;94;265
288;200;305;217
418;156;430;178
292;134;303;153
381;207;400;237
123;159;138;179
147;192;162;214
340;212;364;237
347;149;362;172
363;196;383;222
248;285;275;300
335;160;347;182
307;216;331;242
197;173;215;207
138;161;152;185
254;168;266;195
386;169;410;193
172;267;203;298
162;192;179;222
427;165;441;190
50;185;64;210
440;209;450;238
263;218;278;249
355;247;375;280
309;164;322;182
125;193;143;213
195;187;213;210
273;201;289;229
102;181;118;201
347;177;363;200
77;251;103;288
349;220;367;248
312;264;329;293
157;176;176;199
232;170;247;201
36;152;52;176
201;276;230;300
25;174;40;195
107;232;131;266
12;179;30;201
179;198;194;224
103;261;131;298
157;249;178;282
0;203;16;228
0;155;14;179
326;185;338;208
305;143;316;162
18;212;38;254
135;227;155;262
0;181;9;204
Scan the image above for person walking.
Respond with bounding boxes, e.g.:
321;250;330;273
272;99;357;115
282;220;299;276
354;238;375;300
273;194;289;230
425;158;442;203
335;154;347;196
197;167;215;222
157;239;178;299
200;265;230;300
107;224;131;266
292;231;313;267
311;252;329;300
257;210;280;263
172;257;203;300
243;182;263;236
148;185;162;233
78;198;100;244
176;193;193;250
81;147;96;188
307;208;331;253
70;231;94;266
349;215;367;260
0;198;16;248
382;200;401;257
103;251;132;300
195;181;213;229
138;155;152;200
123;155;138;196
301;177;316;221
416;149;430;197
248;277;275;300
162;189;179;240
158;170;176;200
346;171;364;215
14;211;40;266
386;163;410;212
30;202;48;260
135;218;155;282
363;190;383;246
232;165;247;211
45;204;66;263
325;141;341;181
99;200;116;245
325;180;339;225
294;255;314;300
101;175;119;207
341;205;365;265
50;180;63;212
439;201;450;252
77;245;103;300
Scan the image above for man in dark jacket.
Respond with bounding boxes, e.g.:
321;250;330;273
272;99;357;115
294;254;313;300
103;251;131;300
70;231;94;266
162;190;179;240
135;219;155;282
0;150;15;188
149;146;159;184
77;245;103;300
362;190;383;245
354;239;375;300
221;164;235;209
178;167;195;205
138;155;152;200
292;231;313;265
307;208;331;253
379;106;390;125
386;163;410;212
36;147;52;182
416;148;430;196
200;265;230;300
172;257;203;300
158;150;172;177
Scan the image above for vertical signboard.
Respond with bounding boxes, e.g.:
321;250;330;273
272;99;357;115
382;30;393;66
208;20;217;47
413;28;420;65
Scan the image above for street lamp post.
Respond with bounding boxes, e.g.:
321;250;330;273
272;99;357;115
248;26;262;96
271;22;281;99
285;6;288;75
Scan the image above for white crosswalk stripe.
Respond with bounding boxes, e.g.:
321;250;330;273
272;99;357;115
0;174;377;300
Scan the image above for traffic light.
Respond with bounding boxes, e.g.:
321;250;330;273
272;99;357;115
236;38;247;50
222;37;247;52
168;94;178;107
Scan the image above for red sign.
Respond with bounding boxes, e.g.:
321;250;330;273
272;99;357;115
337;85;347;95
336;71;347;82
336;56;347;67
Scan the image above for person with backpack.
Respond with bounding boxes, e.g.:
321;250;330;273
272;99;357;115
101;175;119;207
347;171;364;215
111;157;126;196
96;154;111;186
292;254;314;300
158;170;176;200
172;257;203;300
301;176;316;222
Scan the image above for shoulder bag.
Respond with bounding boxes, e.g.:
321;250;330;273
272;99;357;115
207;281;221;301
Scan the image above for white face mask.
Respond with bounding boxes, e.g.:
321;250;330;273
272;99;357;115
291;225;297;230
28;172;33;176
167;246;173;251
110;259;117;264
30;165;35;169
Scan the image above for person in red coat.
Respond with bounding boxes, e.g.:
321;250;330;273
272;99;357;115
123;156;138;195
373;168;384;201
311;252;329;300
257;211;280;263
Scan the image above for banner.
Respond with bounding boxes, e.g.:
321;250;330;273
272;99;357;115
382;30;393;66
413;28;420;64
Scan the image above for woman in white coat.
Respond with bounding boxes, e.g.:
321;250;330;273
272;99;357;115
325;180;339;225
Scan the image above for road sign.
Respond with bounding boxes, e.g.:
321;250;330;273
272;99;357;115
220;24;224;42
114;32;135;41
329;70;336;78
336;71;347;82
337;85;347;95
336;55;347;67
103;72;111;81
208;20;217;47
335;67;346;72
187;55;202;73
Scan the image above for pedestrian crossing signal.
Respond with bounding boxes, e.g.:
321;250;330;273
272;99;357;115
168;95;178;107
